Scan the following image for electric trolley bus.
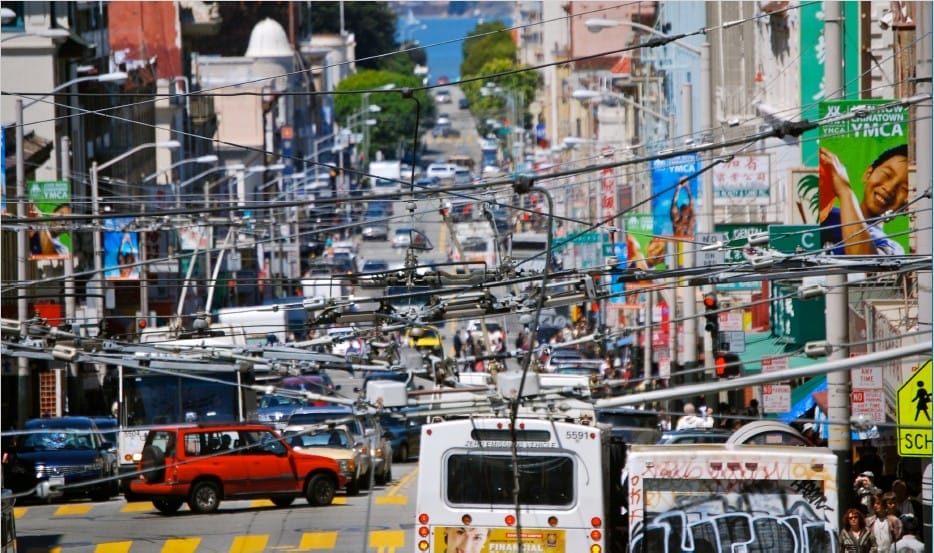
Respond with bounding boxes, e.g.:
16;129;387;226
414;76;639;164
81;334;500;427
414;417;626;553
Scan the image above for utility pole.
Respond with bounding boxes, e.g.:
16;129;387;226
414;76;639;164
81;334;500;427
15;100;31;425
823;1;852;514
697;42;716;409
61;136;75;328
913;2;932;545
680;83;697;384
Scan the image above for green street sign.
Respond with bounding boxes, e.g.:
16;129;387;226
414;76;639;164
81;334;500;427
572;232;602;244
769;224;820;254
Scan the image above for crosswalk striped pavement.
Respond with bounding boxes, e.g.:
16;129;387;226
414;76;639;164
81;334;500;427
19;530;406;553
15;496;412;552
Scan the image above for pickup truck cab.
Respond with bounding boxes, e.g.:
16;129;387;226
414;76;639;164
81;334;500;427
128;423;345;514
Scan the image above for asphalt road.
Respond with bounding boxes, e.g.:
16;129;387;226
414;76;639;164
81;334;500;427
14;461;419;553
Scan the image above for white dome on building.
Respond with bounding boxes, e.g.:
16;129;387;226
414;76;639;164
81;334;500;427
245;18;292;58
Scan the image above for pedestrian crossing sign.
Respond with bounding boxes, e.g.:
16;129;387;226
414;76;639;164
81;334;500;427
896;359;932;458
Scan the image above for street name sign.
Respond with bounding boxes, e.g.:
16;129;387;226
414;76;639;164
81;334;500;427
768;224;820;254
897;359;932;458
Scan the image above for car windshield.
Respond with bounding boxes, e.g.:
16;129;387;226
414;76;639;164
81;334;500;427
287;429;349;448
259;395;304;409
20;430;94;451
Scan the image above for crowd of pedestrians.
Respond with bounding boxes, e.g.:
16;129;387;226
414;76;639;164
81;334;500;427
842;470;924;552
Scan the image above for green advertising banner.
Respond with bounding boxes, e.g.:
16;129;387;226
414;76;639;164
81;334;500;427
818;100;909;256
623;212;667;272
800;1;862;166
26;180;72;260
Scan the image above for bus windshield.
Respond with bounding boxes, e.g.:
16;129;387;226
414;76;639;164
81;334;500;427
447;453;574;506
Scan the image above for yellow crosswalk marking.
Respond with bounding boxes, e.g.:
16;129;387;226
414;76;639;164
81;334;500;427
250;499;275;508
25;547;61;553
331;496;347;505
94;542;131;553
121;502;157;512
230;535;268;553
13;506;27;519
369;530;405;552
297;532;338;549
374;496;407;505
161;538;200;553
54;504;93;516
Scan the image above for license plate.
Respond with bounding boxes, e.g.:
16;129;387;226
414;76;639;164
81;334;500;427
48;475;65;489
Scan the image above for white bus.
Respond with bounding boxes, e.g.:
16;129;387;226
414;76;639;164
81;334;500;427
414;417;626;553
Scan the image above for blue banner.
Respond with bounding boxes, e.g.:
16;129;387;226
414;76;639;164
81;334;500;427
650;153;699;238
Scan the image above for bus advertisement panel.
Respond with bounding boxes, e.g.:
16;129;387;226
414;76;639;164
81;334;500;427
414;418;626;553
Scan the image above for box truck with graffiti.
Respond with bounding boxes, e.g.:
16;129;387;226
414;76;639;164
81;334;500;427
625;443;838;553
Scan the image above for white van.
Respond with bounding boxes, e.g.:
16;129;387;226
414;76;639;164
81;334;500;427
426;163;458;181
301;276;352;301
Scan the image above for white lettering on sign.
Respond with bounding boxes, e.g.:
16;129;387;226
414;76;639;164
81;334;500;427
762;356;789;374
851;388;885;424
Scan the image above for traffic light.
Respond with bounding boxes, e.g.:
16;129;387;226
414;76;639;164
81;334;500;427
715;353;741;378
715;354;728;378
703;294;719;336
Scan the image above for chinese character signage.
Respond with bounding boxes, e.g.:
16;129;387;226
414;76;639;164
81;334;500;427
712;154;770;205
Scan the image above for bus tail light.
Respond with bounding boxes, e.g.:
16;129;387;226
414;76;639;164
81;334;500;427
504;514;516;526
590;529;602;540
547;516;558;527
416;512;430;551
590;516;602;528
461;514;472;525
590;545;602;553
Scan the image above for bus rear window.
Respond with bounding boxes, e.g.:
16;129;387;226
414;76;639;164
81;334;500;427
446;454;573;506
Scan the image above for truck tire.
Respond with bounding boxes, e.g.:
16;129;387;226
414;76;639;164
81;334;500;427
304;474;336;506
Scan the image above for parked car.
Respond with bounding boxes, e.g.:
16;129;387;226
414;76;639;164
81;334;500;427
405;325;443;354
392;227;428;249
2;416;119;501
257;394;315;430
458;97;470;109
361;219;390;241
435;90;451;104
286;406;371;484
380;410;424;462
657;428;732;445
129;422;344;514
283;424;363;495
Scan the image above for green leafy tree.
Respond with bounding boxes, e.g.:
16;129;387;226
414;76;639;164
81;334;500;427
461;58;541;137
461;20;515;77
308;2;398;70
334;70;433;161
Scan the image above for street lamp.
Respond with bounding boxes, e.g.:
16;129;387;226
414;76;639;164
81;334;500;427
90;140;181;330
572;88;676;147
21;72;128;110
1;28;70;43
141;154;218;185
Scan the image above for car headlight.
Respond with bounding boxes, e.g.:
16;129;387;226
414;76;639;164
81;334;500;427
338;459;351;472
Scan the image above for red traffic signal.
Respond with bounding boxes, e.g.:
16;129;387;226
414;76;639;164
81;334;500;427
715;355;728;377
703;294;718;310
